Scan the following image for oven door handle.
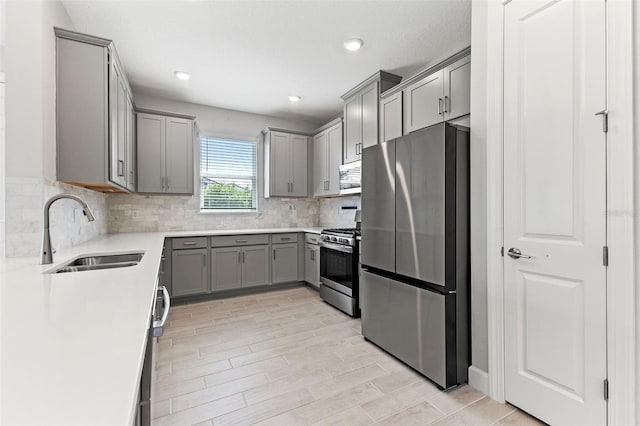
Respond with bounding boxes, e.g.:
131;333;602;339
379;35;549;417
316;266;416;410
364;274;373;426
319;241;354;254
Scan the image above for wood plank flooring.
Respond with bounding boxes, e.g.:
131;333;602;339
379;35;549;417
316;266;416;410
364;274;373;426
151;286;543;426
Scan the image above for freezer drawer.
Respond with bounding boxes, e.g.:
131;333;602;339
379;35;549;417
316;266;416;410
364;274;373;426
361;270;465;389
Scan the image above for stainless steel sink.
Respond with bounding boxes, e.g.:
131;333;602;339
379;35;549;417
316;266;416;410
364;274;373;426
47;251;144;274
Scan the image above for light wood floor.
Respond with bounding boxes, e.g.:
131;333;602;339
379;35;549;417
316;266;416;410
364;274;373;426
151;286;543;426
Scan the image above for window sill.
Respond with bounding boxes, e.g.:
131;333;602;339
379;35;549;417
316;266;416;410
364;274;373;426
199;209;258;214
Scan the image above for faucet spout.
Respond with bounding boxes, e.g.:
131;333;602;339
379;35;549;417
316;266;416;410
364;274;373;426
41;194;96;265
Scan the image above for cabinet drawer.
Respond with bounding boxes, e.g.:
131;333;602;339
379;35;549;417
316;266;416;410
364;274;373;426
211;234;269;247
172;237;207;250
272;233;298;244
305;233;320;245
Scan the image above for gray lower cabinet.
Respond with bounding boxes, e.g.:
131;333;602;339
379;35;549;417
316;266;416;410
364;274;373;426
304;243;320;288
211;247;242;291
211;245;269;290
272;243;299;284
171;248;208;297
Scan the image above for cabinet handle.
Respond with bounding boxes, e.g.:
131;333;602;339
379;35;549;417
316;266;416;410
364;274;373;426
161;177;165;190
273;249;276;260
166;177;170;190
444;96;450;113
182;242;197;246
280;237;291;241
118;160;125;177
238;251;242;264
355;143;360;155
324;181;328;190
203;253;206;266
242;251;245;263
290;182;293;193
438;98;444;115
235;239;248;243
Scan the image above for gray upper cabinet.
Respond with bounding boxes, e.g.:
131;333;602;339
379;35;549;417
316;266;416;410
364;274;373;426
126;96;136;192
171;248;208;297
343;94;362;164
137;110;195;195
312;119;343;197
380;91;403;142
443;55;471;121
263;129;309;197
400;52;471;135
55;28;135;193
272;242;298;284
341;71;402;163
403;69;444;134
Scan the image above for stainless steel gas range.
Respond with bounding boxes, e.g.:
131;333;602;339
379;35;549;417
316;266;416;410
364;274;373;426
319;227;360;317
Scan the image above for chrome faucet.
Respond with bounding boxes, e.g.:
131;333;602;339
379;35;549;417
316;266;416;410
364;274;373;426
41;194;95;264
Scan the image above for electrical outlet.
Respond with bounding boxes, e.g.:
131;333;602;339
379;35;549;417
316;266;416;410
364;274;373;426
131;210;139;219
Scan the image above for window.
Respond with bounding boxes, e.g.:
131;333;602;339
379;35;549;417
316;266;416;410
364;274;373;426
200;137;258;210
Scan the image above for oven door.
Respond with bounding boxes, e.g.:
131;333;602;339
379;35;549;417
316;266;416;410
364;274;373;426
319;241;354;296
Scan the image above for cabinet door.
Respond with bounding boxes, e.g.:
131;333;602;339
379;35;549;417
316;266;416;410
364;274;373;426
327;122;343;195
270;132;291;196
304;244;320;287
381;91;403;142
289;134;308;197
211;247;242;291
443;56;471;121
304;243;315;285
171;248;208;297
343;95;361;164
137;114;165;193
361;81;379;149
165;117;194;194
126;96;136;192
242;245;270;288
272;243;299;284
313;131;328;197
312;245;321;286
109;61;127;188
403;69;444;134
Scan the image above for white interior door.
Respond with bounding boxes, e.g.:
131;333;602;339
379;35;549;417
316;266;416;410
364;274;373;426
503;1;607;425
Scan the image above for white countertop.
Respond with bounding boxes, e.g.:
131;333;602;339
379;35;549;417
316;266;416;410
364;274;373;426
0;227;321;425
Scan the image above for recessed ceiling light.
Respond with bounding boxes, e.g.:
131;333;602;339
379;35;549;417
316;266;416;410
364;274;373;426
174;71;191;81
288;95;302;102
344;38;364;52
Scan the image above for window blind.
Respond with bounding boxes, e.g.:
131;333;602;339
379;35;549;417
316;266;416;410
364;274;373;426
200;137;257;210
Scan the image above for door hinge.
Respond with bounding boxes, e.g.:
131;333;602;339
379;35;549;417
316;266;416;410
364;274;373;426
604;379;609;400
603;246;609;267
595;109;608;133
501;247;504;257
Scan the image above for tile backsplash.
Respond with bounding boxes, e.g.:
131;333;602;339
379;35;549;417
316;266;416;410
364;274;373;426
5;178;108;257
319;195;361;228
107;194;320;233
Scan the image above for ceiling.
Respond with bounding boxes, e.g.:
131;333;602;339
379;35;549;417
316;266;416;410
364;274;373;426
61;1;471;126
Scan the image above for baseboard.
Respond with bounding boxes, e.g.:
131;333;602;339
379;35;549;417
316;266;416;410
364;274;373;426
468;365;489;395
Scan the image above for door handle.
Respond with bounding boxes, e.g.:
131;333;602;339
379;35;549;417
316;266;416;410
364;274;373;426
438;98;444;115
507;248;532;260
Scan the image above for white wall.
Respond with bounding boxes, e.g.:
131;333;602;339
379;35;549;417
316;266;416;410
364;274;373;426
469;0;489;377
133;93;318;141
4;0;108;257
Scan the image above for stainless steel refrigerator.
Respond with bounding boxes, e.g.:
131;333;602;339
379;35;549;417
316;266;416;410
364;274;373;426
360;122;470;390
